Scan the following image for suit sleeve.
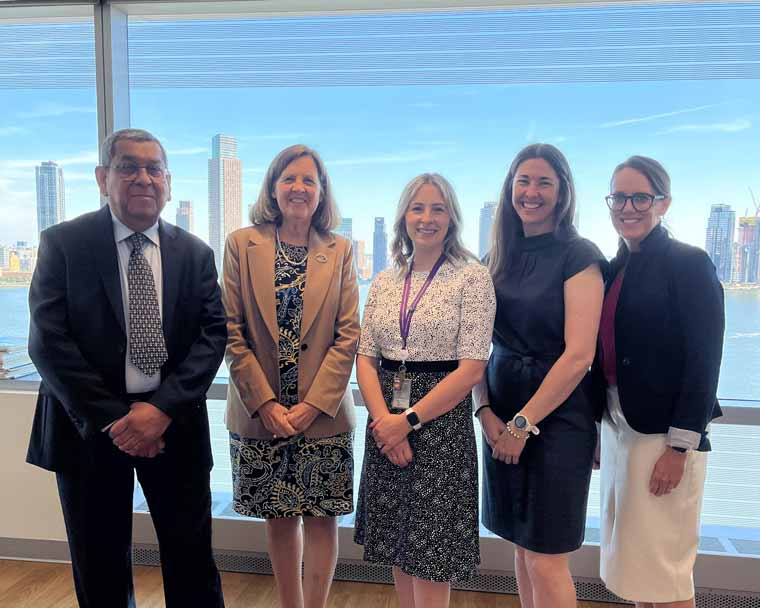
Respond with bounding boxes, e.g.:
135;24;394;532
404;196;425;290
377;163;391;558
149;246;227;417
669;249;724;446
221;235;277;416
303;241;361;418
28;230;129;439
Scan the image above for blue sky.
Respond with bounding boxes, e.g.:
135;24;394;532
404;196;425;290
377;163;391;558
1;79;758;259
1;4;759;258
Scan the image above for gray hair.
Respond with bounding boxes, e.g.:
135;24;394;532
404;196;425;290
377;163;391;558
250;144;339;233
99;128;168;168
390;173;476;275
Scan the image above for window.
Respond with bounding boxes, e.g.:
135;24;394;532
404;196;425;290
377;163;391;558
123;1;760;545
0;8;98;381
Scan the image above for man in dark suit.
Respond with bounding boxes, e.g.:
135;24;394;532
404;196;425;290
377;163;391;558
27;128;226;607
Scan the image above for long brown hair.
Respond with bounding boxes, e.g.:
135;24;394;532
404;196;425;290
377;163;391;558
488;143;576;279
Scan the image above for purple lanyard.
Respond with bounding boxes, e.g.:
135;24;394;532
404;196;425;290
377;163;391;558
399;255;446;352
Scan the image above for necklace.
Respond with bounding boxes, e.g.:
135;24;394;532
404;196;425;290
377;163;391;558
276;228;308;266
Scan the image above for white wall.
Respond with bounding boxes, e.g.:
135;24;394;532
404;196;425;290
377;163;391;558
0;390;67;542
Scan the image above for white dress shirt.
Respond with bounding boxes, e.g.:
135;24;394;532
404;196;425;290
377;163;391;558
112;213;163;394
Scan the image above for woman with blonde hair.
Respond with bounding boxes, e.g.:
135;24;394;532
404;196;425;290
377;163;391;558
223;144;360;608
354;173;495;608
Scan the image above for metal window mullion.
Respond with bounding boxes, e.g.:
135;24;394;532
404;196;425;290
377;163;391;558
94;1;130;183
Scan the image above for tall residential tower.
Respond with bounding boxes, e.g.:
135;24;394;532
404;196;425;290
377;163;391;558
478;201;497;260
35;161;65;236
373;217;388;277
208;134;242;272
705;203;735;282
176;200;194;233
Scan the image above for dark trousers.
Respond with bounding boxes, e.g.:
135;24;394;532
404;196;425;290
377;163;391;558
56;435;224;608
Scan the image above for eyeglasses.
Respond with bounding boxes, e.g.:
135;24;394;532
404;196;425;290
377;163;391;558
108;163;169;180
605;192;666;212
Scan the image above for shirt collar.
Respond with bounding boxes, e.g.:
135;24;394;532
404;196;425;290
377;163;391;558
112;212;160;248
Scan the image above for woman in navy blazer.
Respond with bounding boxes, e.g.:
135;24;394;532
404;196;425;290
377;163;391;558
597;156;724;608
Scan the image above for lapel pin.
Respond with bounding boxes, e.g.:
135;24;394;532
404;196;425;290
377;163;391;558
315;253;328;263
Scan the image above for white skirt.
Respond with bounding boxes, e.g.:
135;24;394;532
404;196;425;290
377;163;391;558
600;386;707;603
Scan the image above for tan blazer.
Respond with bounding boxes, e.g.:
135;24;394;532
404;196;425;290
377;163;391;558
222;223;359;439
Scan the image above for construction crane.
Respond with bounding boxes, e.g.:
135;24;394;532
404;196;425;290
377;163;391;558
749;187;759;217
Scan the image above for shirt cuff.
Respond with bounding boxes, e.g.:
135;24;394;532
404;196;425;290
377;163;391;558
667;426;701;450
473;404;490;418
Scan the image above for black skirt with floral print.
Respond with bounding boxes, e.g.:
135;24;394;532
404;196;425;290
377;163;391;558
230;241;354;519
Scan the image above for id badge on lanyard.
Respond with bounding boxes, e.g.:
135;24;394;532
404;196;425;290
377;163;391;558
392;256;446;410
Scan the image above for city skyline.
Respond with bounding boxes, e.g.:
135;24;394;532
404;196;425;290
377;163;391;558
705;202;760;286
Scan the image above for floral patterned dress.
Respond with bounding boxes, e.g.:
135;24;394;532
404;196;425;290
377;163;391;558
229;241;354;519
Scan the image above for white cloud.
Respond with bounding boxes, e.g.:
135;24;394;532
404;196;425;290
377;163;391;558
525;120;536;142
168;146;208;156
600;104;719;128
0;127;25;137
58;152;99;166
0;151;98;170
0;181;36;244
62;171;96;182
18;103;96;119
328;151;438;167
239;133;308;141
409;140;456;146
659;119;751;134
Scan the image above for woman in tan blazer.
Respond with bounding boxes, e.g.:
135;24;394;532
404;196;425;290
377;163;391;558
222;144;360;608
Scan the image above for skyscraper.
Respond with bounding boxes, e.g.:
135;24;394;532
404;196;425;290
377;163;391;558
478;201;497;260
35;161;65;236
337;217;353;241
705;203;735;282
176;200;194;233
208;134;242;272
373;217;387;277
736;216;760;284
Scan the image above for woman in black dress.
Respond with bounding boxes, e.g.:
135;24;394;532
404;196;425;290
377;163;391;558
473;144;605;608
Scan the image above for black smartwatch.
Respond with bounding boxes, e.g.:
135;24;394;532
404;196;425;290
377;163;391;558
670;446;687;453
405;410;422;431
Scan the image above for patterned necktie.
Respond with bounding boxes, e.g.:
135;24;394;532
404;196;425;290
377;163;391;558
127;232;167;376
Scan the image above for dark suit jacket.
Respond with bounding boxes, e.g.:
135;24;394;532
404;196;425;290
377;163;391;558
593;224;724;451
26;205;227;472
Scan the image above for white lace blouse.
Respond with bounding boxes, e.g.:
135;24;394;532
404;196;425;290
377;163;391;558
358;260;496;362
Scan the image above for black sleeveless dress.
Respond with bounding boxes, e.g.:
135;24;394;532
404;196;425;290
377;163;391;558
482;228;605;554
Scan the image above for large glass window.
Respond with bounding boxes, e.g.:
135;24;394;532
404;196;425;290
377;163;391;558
0;10;98;380
126;2;760;399
124;1;760;548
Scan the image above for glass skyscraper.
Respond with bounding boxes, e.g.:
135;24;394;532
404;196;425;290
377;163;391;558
35;161;65;236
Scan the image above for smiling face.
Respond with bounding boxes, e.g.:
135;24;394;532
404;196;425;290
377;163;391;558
96;140;171;232
404;183;451;255
272;154;322;228
610;166;671;250
511;158;560;236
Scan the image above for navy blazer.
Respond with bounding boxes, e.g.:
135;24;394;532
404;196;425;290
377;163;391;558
26;205;227;471
597;224;724;451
